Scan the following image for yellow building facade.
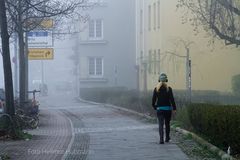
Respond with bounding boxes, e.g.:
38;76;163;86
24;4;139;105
136;0;240;92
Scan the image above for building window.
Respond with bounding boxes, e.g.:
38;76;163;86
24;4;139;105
157;1;160;29
148;5;151;31
89;20;95;38
89;19;103;40
153;3;156;30
88;57;104;77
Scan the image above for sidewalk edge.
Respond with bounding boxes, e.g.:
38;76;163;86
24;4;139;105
78;98;156;121
173;127;235;160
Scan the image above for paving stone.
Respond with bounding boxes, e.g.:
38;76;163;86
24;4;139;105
0;109;71;160
62;102;189;160
0;95;189;160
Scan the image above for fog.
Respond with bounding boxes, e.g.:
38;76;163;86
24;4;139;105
1;1;240;159
0;0;240;96
28;37;76;95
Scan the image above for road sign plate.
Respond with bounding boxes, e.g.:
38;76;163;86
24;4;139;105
28;30;53;47
28;48;54;60
40;19;53;29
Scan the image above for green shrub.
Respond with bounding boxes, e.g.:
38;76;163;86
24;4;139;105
175;89;240;105
0;154;10;160
80;87;190;117
80;87;155;115
232;74;240;97
187;103;240;155
174;106;193;130
0;115;12;137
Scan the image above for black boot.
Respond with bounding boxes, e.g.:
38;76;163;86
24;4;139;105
165;137;170;142
159;137;164;144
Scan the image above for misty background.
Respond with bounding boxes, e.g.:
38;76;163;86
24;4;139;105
0;0;240;96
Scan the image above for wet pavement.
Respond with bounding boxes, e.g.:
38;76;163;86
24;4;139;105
0;93;189;160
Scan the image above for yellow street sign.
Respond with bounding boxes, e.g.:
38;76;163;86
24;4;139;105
25;19;53;29
40;19;53;29
28;48;54;60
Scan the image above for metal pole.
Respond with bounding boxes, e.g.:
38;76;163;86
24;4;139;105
143;62;147;91
24;0;30;101
186;48;189;91
186;48;191;102
74;32;80;97
41;60;44;85
189;59;192;102
136;65;139;90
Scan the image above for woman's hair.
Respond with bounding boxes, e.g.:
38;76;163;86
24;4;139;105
156;82;168;92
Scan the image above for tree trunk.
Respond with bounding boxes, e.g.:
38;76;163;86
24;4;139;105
18;28;26;106
17;4;27;106
0;0;15;116
25;33;28;101
18;31;26;106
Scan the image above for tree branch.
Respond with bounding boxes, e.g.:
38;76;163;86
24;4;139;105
216;0;240;15
211;23;240;45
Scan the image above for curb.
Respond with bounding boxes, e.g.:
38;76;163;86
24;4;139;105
78;98;156;121
173;127;235;160
61;116;75;160
78;98;235;160
77;98;101;106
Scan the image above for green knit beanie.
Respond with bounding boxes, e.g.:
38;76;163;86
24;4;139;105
159;73;168;82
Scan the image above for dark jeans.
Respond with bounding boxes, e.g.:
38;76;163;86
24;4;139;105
157;110;172;142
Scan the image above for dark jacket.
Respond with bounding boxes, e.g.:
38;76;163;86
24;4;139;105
152;86;176;110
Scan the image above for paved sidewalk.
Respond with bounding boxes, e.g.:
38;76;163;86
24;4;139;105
62;103;189;160
0;109;72;160
0;95;189;160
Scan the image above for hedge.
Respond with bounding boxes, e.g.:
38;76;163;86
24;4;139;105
187;103;240;155
0;114;12;137
80;87;155;115
232;74;240;97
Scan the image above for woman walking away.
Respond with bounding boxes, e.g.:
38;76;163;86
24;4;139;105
152;73;176;144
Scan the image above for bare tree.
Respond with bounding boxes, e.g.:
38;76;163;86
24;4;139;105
0;0;88;119
177;0;240;47
0;0;15;116
4;0;87;106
